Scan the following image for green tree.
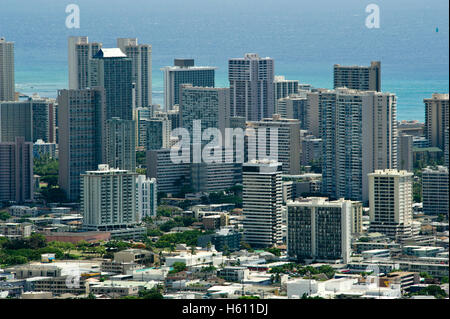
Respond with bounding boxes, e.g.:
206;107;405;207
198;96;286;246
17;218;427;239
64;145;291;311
0;211;11;221
169;262;187;274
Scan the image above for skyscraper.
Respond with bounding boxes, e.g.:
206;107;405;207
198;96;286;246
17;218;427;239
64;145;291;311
139;118;171;150
0;136;33;203
229;53;275;121
57;88;105;201
320;88;397;202
136;175;157;220
68;36;102;90
81;164;139;231
0;37;15;101
105;117;136;172
161;59;216;111
247;114;301;175
179;84;230;140
242;160;282;248
398;134;413;172
368;169;413;240
287;197;353;263
89;48;133;121
0;101;32;142
117;38;152;108
424;93;449;151
333;61;381;91
274;75;299;112
422;166;449;216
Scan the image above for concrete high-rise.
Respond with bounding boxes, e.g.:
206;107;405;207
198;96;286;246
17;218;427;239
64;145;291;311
274;75;299;112
0;137;33;203
0;101;32;142
180;84;230;140
247;114;301;175
229;53;275;121
398;134;413;172
368;169;413;240
57;88;105;201
424;93;449;152
139;118;171;150
287;197;353;263
320;88;397;202
146;148;191;195
422;166;449;216
117;38;152;108
81;164;139;231
161;59;216;111
242;160;283;248
136;175;157;220
0;37;15;101
89;48;133;121
68;36;102;90
333;61;381;91
105;117;136;172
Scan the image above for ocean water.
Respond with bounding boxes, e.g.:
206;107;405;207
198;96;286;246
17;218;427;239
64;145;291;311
1;0;448;121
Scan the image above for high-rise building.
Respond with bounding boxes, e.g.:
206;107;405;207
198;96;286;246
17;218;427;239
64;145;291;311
89;48;133;121
368;169;413;240
81;164;139;231
0;101;32;142
422;166;449;216
274;75;299;112
180;84;230;141
424;93;449;152
146;148;191;195
247;114;300;175
57;88;105;201
229;53;275;121
398;134;413;172
242;160;282;248
301;134;322;167
287;197;353;263
0;137;33;203
136;175;157;220
190;154;242;193
161;59;216;111
33;139;57;159
333;61;381;91
139;118;171;150
105;117;136;172
117;38;152;108
30;98;51;142
68;36;102;90
445;127;449;168
0;37;15;101
320;88;397;202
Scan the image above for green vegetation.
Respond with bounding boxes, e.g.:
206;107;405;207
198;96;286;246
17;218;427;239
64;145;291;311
200;186;243;208
238;295;260;299
265;247;281;257
0;234;65;267
34;156;67;202
413;181;422;203
158;216;197;232
269;263;336;280
155;230;208;248
136;151;146;166
157;205;181;217
169;262;187;274
0;210;11;221
409;285;448;299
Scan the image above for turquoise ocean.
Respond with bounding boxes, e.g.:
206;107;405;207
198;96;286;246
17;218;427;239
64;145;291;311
1;0;448;121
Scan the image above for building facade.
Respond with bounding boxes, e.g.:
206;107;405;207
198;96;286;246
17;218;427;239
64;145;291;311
229;53;275;121
287;197;353;263
242;160;283;248
333;61;381;91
